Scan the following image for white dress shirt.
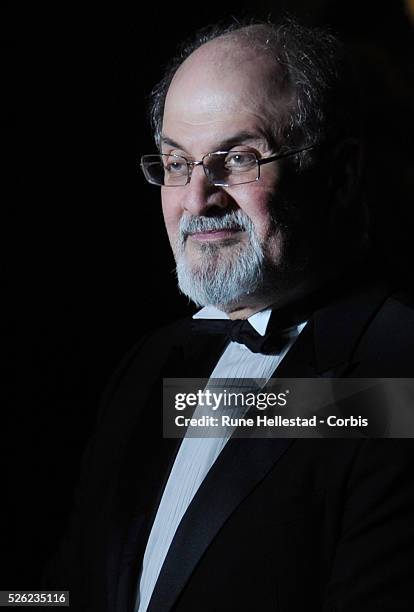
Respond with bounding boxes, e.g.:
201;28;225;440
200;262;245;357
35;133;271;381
135;307;306;611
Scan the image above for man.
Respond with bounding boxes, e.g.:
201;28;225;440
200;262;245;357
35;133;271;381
47;18;414;611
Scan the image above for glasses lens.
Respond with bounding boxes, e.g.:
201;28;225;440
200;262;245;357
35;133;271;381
141;155;188;186
204;151;258;185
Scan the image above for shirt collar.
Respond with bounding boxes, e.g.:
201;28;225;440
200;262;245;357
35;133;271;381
192;306;272;337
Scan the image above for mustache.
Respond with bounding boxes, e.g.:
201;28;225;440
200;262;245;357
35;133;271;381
179;211;251;239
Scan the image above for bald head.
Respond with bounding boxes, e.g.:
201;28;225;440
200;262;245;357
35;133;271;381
149;18;355;157
172;24;284;74
163;36;293;151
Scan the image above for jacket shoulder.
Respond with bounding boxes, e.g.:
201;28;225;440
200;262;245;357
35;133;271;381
97;315;195;422
355;288;414;375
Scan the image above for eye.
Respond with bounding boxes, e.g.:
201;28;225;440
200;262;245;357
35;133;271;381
224;151;257;171
164;157;187;175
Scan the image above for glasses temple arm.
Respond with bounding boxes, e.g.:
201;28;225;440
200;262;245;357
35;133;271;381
258;144;316;166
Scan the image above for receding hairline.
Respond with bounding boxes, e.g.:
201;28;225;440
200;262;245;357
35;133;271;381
202;22;284;51
165;24;293;133
172;23;288;79
149;17;357;163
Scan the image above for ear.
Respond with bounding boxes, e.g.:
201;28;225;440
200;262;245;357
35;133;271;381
328;138;364;209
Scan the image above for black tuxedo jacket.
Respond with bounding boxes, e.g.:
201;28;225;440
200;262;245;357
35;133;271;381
46;279;414;611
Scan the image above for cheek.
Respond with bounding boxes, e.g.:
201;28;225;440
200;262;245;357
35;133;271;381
234;183;278;238
161;189;182;242
232;182;287;265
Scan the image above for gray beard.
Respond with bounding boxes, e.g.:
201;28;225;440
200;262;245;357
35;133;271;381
175;210;269;309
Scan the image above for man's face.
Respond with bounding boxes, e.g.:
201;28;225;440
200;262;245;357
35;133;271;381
160;41;319;313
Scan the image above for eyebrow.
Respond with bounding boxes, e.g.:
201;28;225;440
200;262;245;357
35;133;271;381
160;130;273;153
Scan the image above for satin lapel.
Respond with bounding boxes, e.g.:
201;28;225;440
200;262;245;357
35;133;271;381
275;281;391;378
105;345;184;611
109;330;230;610
147;436;294;612
101;331;188;610
312;280;390;375
181;332;229;378
274;319;319;378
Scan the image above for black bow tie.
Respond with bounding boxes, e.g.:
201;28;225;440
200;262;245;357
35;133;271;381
191;261;379;354
191;317;295;354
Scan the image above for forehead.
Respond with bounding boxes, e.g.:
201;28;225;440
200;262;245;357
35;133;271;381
162;40;292;152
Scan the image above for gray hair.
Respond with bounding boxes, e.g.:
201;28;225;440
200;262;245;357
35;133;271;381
148;17;360;168
175;209;266;309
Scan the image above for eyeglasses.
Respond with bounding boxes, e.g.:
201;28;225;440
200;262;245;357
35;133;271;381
140;145;316;187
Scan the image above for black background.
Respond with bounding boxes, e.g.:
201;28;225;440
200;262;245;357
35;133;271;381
4;0;414;589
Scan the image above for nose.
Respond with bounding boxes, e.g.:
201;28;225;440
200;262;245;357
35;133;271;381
181;163;232;216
